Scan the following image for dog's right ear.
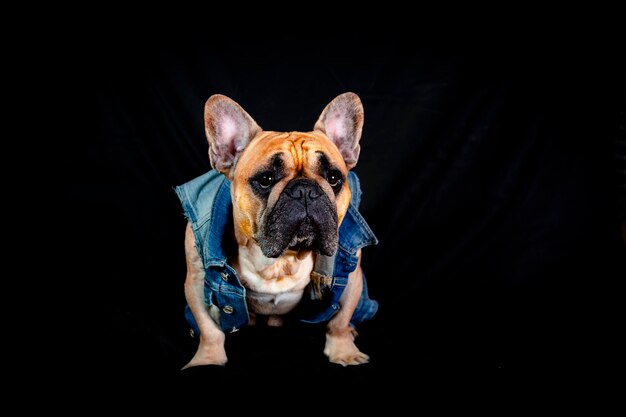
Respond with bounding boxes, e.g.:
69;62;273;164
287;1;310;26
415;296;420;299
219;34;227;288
204;94;262;177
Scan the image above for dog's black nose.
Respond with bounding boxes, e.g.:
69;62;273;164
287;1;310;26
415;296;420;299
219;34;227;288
284;178;323;201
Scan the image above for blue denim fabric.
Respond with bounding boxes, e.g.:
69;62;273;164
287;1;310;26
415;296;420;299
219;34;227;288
176;170;378;334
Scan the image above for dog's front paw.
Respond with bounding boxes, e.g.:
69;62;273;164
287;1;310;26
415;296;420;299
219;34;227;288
182;353;227;369
324;328;370;366
182;337;228;369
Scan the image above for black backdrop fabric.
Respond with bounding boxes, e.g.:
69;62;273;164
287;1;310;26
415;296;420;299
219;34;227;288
66;32;625;388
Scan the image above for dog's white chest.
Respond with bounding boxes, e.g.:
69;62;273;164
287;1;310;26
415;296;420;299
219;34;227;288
236;247;314;316
245;290;306;315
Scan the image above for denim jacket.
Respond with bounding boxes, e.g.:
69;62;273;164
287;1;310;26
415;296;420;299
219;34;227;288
175;170;378;334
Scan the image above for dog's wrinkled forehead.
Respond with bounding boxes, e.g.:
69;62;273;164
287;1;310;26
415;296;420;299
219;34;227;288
234;131;347;181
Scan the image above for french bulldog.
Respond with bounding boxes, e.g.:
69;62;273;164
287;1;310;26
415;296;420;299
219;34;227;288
178;92;377;369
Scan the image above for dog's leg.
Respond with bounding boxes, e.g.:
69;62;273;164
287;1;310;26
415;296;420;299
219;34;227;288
182;223;227;369
324;249;370;366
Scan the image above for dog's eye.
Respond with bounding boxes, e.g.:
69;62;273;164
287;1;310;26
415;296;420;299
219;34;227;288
327;170;342;188
257;174;274;188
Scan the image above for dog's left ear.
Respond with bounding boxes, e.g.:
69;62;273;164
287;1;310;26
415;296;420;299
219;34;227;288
314;92;364;170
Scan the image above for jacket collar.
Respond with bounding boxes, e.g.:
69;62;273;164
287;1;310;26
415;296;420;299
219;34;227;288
203;177;232;267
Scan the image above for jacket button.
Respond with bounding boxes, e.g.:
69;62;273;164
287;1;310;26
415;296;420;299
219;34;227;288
220;271;229;282
222;305;234;314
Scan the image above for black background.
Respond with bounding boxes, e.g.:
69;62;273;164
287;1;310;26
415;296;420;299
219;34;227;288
64;25;625;391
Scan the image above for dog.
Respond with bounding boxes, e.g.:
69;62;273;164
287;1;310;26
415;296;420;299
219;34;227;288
176;92;378;369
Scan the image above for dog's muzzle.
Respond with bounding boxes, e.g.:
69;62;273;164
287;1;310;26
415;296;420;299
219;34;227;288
257;178;338;258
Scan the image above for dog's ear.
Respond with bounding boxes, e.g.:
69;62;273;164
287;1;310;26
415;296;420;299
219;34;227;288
314;92;364;170
204;94;262;176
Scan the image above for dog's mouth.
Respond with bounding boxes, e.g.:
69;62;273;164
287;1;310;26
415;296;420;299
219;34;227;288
286;218;317;251
256;178;339;258
257;214;338;258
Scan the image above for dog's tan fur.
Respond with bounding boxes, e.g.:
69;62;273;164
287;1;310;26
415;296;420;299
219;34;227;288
182;93;369;369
